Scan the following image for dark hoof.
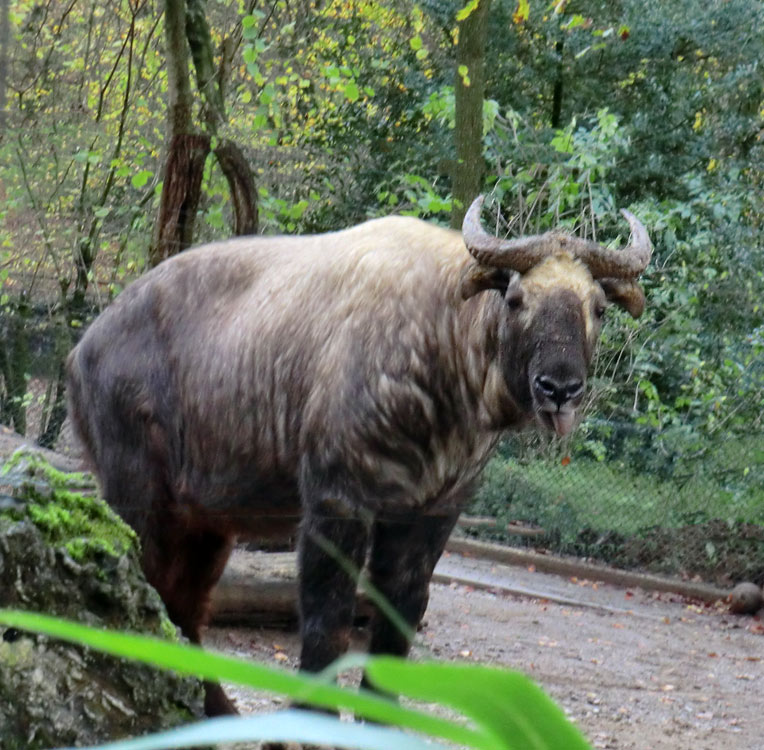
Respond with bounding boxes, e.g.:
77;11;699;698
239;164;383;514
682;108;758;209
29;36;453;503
204;680;238;716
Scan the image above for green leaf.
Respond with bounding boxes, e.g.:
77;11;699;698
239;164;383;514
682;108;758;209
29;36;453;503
456;0;480;22
344;81;360;102
131;170;153;189
54;711;444;750
0;611;484;749
512;0;530;25
366;659;592;750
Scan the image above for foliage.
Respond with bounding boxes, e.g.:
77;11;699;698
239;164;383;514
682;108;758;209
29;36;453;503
0;609;592;750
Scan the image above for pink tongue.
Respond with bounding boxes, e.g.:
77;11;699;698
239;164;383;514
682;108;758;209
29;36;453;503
551;411;575;437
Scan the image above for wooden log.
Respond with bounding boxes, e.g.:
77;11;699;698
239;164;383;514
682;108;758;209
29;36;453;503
210;552;375;627
211;559;665;627
210;539;728;628
211;577;299;628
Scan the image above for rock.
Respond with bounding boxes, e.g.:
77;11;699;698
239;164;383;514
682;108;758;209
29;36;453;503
727;581;763;615
0;448;204;750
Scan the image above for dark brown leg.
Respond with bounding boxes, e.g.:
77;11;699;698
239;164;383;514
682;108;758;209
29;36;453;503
142;518;236;716
298;506;369;674
261;506;369;750
361;512;459;690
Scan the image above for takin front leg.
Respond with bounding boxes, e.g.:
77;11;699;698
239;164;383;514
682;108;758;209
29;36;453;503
361;512;459;691
260;505;369;750
298;503;370;674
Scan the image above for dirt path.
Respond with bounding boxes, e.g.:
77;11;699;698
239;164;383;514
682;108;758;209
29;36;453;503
205;549;764;750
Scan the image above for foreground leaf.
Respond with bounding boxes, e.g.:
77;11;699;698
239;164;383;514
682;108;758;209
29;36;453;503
366;659;592;750
54;710;446;750
0;610;488;748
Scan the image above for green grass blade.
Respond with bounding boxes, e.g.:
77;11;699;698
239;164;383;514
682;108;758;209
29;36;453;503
366;659;592;750
0;610;491;749
54;710;449;750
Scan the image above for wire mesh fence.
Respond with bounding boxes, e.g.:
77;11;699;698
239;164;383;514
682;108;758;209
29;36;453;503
468;413;764;587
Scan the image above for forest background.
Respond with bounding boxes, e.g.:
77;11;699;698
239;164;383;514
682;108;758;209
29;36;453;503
0;0;763;583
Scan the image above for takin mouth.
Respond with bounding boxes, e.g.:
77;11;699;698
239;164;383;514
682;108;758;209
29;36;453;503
537;408;577;437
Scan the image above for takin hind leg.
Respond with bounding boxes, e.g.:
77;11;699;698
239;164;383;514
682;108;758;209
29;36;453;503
141;512;236;716
361;512;459;692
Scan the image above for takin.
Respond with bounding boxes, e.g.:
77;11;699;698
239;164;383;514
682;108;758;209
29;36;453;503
66;196;651;715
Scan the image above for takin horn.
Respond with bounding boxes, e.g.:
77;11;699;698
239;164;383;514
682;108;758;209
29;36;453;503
462;195;652;280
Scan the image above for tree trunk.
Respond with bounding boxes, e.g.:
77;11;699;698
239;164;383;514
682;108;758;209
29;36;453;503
149;132;210;266
165;0;194;138
37;362;68;449
450;0;490;230
150;0;208;266
0;0;9;135
214;140;258;235
551;39;564;128
37;317;75;449
186;0;225;127
151;0;258;264
0;302;30;436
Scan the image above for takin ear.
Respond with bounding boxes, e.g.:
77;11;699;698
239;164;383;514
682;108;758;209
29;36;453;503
598;278;647;318
460;262;511;300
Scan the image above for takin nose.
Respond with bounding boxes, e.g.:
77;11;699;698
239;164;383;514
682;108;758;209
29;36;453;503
533;374;584;409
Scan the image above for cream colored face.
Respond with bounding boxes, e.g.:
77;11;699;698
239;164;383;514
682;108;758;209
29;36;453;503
499;252;606;437
511;252;606;343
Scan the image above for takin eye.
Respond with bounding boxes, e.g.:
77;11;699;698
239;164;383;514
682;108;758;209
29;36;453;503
593;302;607;320
505;289;524;311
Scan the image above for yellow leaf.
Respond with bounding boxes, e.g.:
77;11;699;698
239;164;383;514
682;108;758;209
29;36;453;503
513;0;530;24
456;0;480;22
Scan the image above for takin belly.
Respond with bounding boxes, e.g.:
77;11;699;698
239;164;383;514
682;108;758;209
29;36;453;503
323;429;501;515
172;401;499;527
174;459;302;542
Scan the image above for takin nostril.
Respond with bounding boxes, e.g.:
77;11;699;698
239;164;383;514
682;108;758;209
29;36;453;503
535;375;584;406
535;375;558;399
565;379;584;401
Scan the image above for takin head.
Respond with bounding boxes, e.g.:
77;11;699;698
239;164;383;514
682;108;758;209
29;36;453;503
460;196;652;437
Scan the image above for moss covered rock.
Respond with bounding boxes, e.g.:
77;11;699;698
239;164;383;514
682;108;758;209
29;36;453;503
0;449;204;749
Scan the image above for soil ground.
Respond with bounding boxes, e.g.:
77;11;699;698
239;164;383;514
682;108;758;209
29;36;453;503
205;549;764;750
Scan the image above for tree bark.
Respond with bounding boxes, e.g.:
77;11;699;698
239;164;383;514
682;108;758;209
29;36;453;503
150;0;207;266
150;132;210;266
450;0;490;230
151;0;257;264
214;140;258;235
165;0;194;138
0;303;30;436
551;39;564;128
0;0;9;135
185;0;225;127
